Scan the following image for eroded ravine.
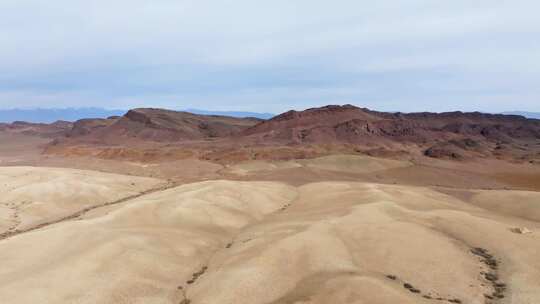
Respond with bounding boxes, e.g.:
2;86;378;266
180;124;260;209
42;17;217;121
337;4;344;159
175;191;299;304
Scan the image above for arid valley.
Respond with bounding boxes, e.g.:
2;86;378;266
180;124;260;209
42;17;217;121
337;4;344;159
2;1;540;302
0;105;539;304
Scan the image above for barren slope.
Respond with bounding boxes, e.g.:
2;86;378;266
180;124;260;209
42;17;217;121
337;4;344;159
225;154;411;176
38;105;540;164
0;120;72;138
189;182;540;304
0;167;164;236
0;176;538;303
63;108;262;144
243;105;540;161
0;180;297;304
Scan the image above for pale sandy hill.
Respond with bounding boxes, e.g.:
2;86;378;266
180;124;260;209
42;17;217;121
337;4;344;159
298;154;411;173
225;154;411;176
0;179;538;303
225;160;302;176
0;180;296;304
0;167;164;235
189;183;540;304
468;190;540;222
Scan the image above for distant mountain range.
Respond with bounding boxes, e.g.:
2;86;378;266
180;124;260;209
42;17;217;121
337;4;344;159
1;107;537;123
501;111;540;119
0;108;126;123
185;109;274;119
0;108;275;123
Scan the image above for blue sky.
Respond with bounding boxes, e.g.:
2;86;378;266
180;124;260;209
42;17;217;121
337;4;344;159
0;0;539;113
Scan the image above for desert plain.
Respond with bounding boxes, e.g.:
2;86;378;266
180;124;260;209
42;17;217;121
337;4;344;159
0;106;539;304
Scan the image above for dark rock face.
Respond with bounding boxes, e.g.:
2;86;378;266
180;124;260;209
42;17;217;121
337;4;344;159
67;118;118;137
423;138;487;160
124;109;153;125
244;105;540;160
424;146;463;160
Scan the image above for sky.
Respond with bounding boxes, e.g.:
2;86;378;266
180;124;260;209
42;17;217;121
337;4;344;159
0;0;539;114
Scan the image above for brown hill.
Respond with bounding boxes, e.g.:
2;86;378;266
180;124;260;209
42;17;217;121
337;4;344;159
62;108;262;144
40;105;540;163
66;117;119;137
243;105;540;160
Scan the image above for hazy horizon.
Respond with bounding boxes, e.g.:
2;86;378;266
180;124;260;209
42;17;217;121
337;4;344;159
1;106;539;124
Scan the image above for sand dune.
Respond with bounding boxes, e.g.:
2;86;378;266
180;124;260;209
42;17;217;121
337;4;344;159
0;175;538;303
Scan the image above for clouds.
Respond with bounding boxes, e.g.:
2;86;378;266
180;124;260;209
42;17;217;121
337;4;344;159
0;0;539;112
